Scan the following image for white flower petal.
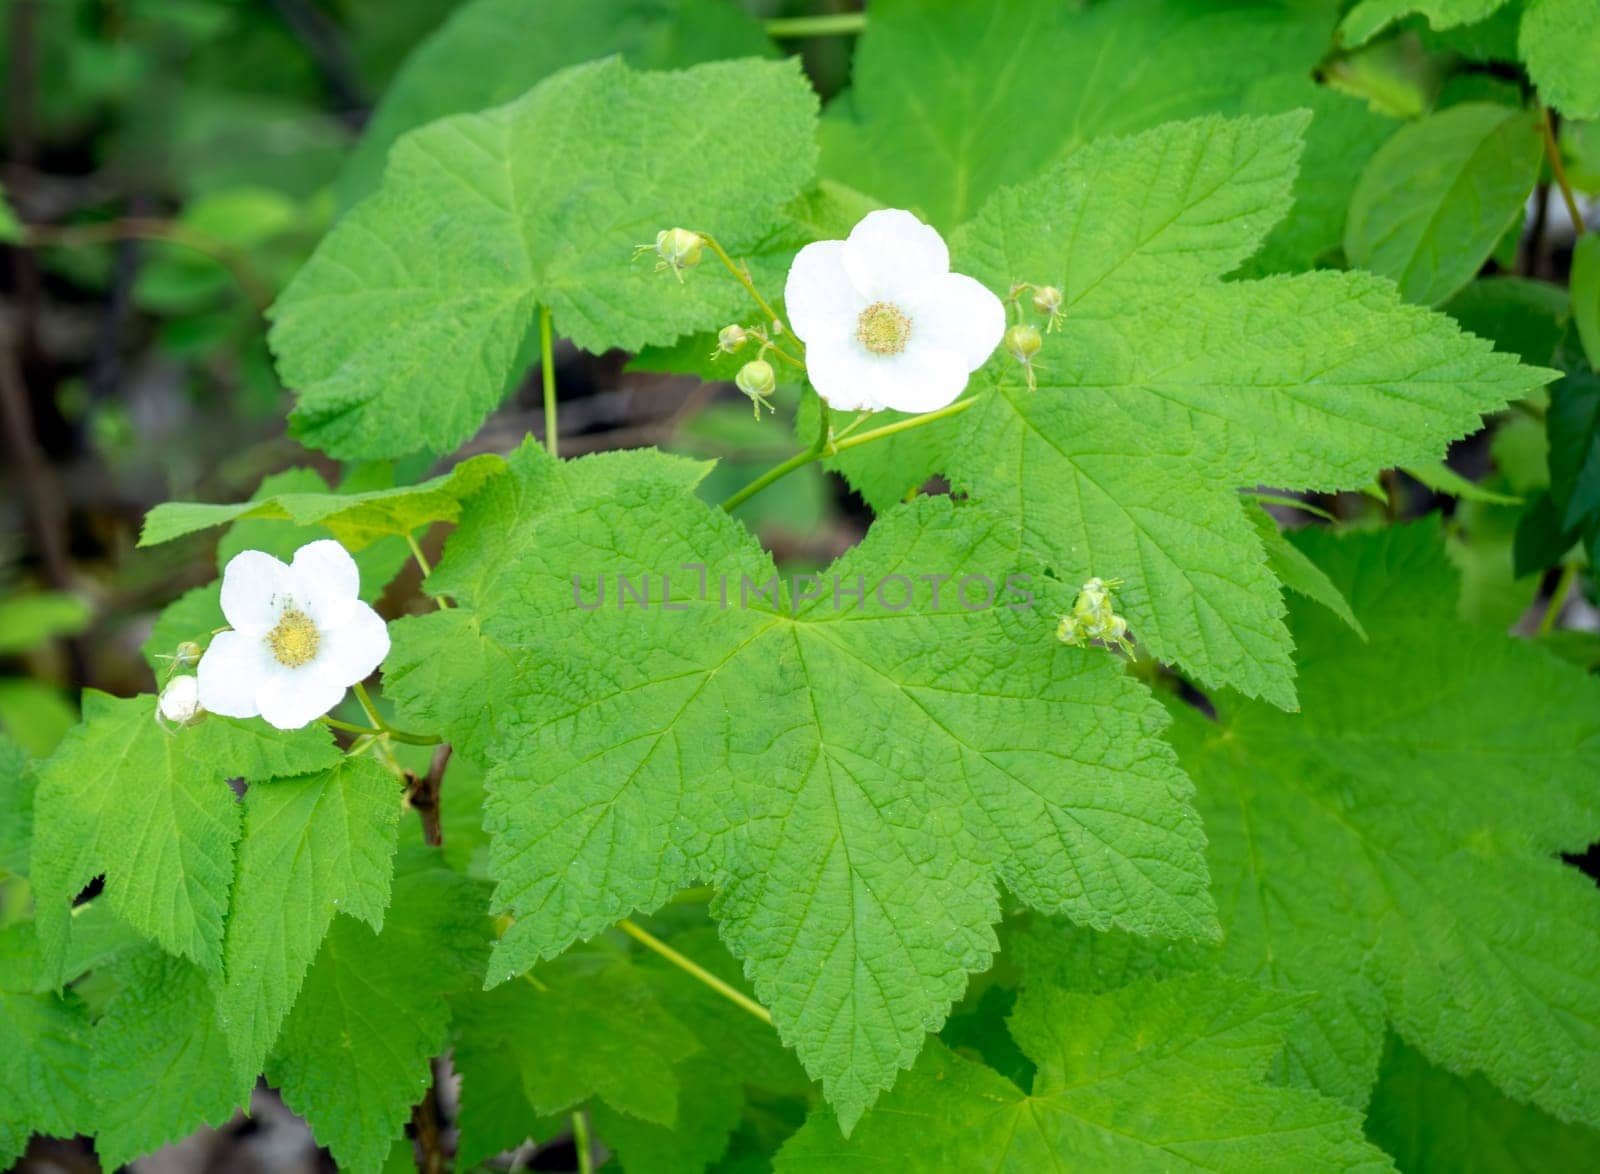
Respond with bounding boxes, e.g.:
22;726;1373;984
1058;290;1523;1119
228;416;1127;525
842;209;949;301
868;343;973;414
219;550;290;635
290;539;363;628
256;670;347;731
784;240;863;343
804;333;892;412
904;273;1006;372
196;630;275;719
314;602;390;687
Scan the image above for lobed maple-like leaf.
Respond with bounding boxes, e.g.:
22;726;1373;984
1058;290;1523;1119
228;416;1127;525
776;974;1394;1171
1168;522;1600;1125
270;56;818;460
819;0;1387;268
935;113;1551;706
394;444;1215;1130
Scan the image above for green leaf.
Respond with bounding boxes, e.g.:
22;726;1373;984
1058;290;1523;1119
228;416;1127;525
90;946;246;1168
0;182;20;244
30;693;341;976
1340;0;1510;46
0;592;91;655
776;975;1393;1167
1246;508;1366;639
339;0;773;207
948;112;1550;702
216;757;402;1083
1404;459;1522;504
1365;1035;1600;1171
442;446;1214;1130
0;733;33;877
270;57;818;460
1546;358;1600;531
452;943;701;1164
1572;233;1600;369
1522;0;1600;119
1345;104;1543;306
140;453;505;549
821;0;1330;231
1167;522;1600;1123
267;853;490;1174
0;987;93;1157
1444;276;1569;365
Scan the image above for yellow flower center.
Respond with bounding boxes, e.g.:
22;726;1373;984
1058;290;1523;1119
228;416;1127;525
856;301;913;356
267;607;321;668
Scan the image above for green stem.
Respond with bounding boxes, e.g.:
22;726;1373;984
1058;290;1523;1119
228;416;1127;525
1540;107;1586;235
572;1111;593;1174
540;304;559;457
617;919;773;1025
832;396;975;453
405;532;453;610
21;217;274;311
722;400;829;511
698;232;790;333
765;12;867;38
720;396;977;511
1539;563;1578;636
348;682;441;746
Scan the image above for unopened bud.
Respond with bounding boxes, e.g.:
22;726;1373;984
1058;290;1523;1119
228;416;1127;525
1005;324;1042;362
174;640;203;668
655;227;703;280
715;324;748;355
736;359;777;418
158;675;203;725
1032;285;1061;316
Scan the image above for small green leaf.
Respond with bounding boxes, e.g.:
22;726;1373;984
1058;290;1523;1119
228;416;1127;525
1246;508;1366;639
1404;460;1522;504
1345;103;1543;306
452;943;700;1164
0;986;93;1157
1571;233;1600;369
339;0;774;206
1340;0;1510;46
0;592;91;655
140;453;505;548
267;853;490;1174
0;182;20;244
31;693;341;976
90;946;247;1168
271;57;819;460
776;975;1393;1167
217;757;402;1083
1547;361;1600;531
1365;1035;1600;1170
1522;0;1600;119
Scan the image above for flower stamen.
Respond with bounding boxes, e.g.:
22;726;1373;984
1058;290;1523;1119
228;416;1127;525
267;607;321;668
856;301;913;356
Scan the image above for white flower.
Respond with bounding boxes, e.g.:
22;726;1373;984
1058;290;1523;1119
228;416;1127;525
198;539;390;730
783;208;1005;413
158;675;201;724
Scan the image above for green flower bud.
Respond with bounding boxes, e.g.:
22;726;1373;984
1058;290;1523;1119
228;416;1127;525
1032;285;1062;317
174;640;203;667
716;324;749;355
736;358;777;418
1005;323;1042;362
657;227;703;274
